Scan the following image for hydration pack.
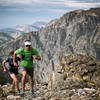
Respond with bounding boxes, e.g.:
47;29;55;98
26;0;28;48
21;48;34;61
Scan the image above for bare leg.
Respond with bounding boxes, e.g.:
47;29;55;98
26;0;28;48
29;76;34;91
10;74;20;92
21;71;27;91
11;80;15;89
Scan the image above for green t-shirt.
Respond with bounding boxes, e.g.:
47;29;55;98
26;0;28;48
16;48;40;68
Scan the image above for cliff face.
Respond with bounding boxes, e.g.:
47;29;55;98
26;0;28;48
0;8;100;83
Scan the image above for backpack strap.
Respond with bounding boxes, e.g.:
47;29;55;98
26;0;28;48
30;48;34;56
30;48;34;61
21;48;25;60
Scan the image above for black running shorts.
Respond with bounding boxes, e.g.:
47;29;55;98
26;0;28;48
19;67;34;77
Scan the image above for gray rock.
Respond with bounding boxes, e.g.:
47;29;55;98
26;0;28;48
7;95;21;99
84;88;96;94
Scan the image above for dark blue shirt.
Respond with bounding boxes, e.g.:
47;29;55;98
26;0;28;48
6;56;20;69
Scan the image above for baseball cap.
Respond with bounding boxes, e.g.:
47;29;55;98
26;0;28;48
25;41;31;46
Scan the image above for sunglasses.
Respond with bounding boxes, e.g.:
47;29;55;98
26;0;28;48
26;45;31;47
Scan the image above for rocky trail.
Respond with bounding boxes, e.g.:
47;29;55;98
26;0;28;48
0;81;99;100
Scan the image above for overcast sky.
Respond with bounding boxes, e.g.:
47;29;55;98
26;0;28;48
0;0;100;29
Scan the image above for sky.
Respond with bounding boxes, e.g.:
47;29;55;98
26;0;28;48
0;0;100;29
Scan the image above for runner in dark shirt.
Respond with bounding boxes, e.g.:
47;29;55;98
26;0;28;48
2;51;20;94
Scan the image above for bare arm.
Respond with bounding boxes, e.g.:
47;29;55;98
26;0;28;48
2;60;7;72
13;51;18;66
32;48;41;60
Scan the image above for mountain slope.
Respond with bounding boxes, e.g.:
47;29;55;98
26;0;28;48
0;32;14;45
0;8;100;83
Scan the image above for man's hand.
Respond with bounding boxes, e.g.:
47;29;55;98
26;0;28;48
13;62;18;66
18;66;22;70
4;68;7;72
33;56;41;60
33;55;37;59
37;56;41;60
2;61;7;72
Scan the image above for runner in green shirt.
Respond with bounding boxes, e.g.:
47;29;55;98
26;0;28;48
13;40;41;95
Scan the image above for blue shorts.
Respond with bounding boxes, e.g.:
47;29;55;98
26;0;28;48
8;68;18;75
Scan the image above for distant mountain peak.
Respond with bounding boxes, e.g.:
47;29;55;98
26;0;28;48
33;21;47;29
14;24;37;32
0;21;47;41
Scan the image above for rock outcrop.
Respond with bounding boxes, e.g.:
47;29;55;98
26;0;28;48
47;54;100;100
48;54;100;89
57;54;100;86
